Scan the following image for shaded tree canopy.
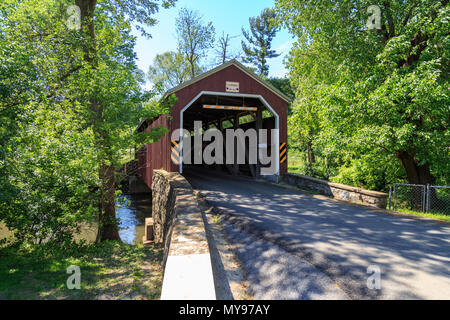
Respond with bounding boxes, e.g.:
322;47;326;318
0;0;174;244
275;0;449;188
267;77;294;102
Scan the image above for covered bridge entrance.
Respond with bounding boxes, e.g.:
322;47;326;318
136;60;290;189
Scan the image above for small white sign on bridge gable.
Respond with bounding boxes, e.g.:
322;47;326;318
226;81;240;93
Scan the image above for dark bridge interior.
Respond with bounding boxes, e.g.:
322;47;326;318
182;93;275;178
183;94;263;131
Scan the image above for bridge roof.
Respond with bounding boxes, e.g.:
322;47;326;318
162;59;292;104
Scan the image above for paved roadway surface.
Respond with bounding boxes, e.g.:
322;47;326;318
184;168;450;300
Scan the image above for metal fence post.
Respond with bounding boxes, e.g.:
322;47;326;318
393;184;396;211
388;183;449;215
422;185;426;213
389;185;392;210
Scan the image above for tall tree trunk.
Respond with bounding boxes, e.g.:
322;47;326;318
306;140;315;167
97;162;120;241
396;150;434;185
188;55;196;79
396;150;441;212
77;0;121;241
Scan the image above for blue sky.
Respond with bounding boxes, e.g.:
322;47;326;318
133;0;294;89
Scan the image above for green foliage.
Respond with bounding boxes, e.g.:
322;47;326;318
241;8;280;77
0;0;173;244
101;0;176;38
267;77;295;102
276;0;450;189
1;102;99;244
148;51;191;92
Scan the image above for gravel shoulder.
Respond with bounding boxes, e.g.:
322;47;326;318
197;192;251;300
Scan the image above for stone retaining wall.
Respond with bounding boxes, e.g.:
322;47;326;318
152;170;216;300
282;173;388;209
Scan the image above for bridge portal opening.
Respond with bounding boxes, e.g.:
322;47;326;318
135;60;289;189
179;92;280;178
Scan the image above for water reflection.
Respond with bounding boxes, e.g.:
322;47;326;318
116;194;152;245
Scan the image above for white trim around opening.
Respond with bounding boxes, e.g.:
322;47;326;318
179;91;280;176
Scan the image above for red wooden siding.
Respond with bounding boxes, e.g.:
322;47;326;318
137;63;289;189
136;115;171;187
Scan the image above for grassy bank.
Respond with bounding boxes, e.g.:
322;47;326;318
287;150;330;180
394;208;450;223
287;150;305;175
0;241;163;300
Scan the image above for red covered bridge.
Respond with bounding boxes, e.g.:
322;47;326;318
136;60;291;189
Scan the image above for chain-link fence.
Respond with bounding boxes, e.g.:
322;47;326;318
389;184;450;215
427;186;450;215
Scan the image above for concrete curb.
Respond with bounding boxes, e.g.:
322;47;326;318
196;192;251;300
152;170;216;300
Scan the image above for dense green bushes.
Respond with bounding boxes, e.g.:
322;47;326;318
277;0;449;191
0;0;172;244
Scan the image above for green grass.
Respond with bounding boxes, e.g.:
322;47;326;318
287;150;305;174
0;222;12;242
0;241;163;300
394;208;450;222
287;150;329;179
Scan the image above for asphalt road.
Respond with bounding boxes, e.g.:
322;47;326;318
184;167;450;300
221;217;348;299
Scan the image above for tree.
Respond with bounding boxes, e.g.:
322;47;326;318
0;0;100;244
215;32;239;65
241;8;280;77
267;77;294;102
176;8;215;78
148;51;191;92
0;0;174;244
275;0;450;188
74;0;176;241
